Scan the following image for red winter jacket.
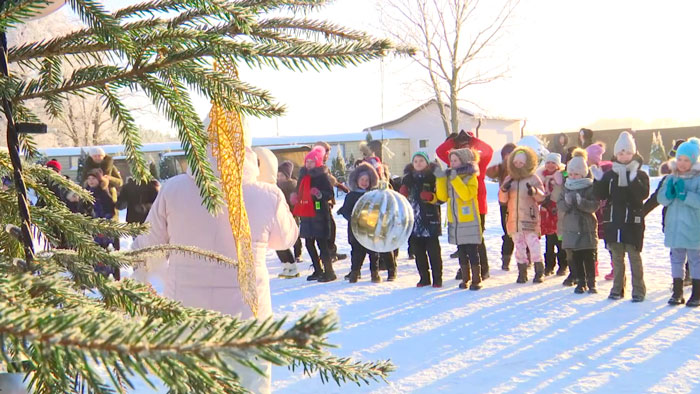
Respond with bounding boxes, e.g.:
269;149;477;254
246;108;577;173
436;135;494;215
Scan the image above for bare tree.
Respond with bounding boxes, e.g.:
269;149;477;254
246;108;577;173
381;0;519;137
54;94;118;146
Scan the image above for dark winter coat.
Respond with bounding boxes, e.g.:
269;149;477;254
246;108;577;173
337;162;379;244
593;155;649;251
557;180;599;250
83;155;123;190
277;178;298;214
401;163;442;238
88;185;117;220
547;133;569;158
578;128;594;149
116;179;160;224
642;175;668;231
297;166;334;239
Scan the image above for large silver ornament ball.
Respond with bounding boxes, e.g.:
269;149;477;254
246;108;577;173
351;186;414;253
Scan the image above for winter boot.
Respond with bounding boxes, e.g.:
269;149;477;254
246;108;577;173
668;278;685;305
686;279;700;307
501;255;511;271
347;270;361;284
470;263;482;290
544;253;556;276
318;258;337;282
685;266;692;286
605;262;614;281
387;269;397;282
307;257;324;281
432;260;443;288
280;263;299;279
516;263;528;284
533;262;545;284
574;283;587;294
371;269;383;283
459;263;471;289
562;275;575;287
585;258;597;294
278;263;290;278
556;249;568;276
344;271;361;280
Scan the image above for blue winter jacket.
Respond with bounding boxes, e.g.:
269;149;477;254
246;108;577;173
658;161;700;249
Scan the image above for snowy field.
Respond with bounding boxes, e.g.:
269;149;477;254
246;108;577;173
130;178;700;393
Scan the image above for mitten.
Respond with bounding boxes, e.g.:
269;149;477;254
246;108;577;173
576;193;582;205
310;187;321;199
590;165;604;181
665;178;677;200
433;163;446;178
399;185;409;197
676;178;687;201
564;192;574;205
501;178;513;192
526;182;535;196
420;191;435;202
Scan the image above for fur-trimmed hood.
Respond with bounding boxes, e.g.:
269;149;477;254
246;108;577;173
348;162;379;191
507;146;538;180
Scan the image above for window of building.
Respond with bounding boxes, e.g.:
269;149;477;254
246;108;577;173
419;139;429;148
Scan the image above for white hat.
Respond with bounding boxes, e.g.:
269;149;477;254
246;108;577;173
544;152;562;166
566;156;588;177
89;147;105;156
614;131;637;155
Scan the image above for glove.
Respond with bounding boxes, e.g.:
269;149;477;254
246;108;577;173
676;178;687;201
501;178;513;192
310;187;321;199
564;192;574;205
290;192;299;205
590;165;604;181
433;162;446;178
420;191;435;202
576;193;582;205
665;178;677;200
399;185;409;197
455;130;472;147
526;182;535;196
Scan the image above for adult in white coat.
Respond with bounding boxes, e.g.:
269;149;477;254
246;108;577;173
133;146;299;393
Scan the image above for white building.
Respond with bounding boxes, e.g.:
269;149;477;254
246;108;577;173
363;99;522;161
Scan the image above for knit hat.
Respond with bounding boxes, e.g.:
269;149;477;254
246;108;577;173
676;138;700;163
585;142;606;165
46;159;62;172
304;146;325;167
669;139;686;158
86;168;103;180
501;143;516;159
566;149;589;177
89;146;105;157
278;160;294;180
544;152;562;166
412;151;430;164
449;148;478;167
614;131;637;155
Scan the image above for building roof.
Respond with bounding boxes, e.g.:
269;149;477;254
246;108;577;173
363;99;520;131
37;131;409;158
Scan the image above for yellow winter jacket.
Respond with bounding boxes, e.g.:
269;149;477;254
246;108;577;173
436;173;482;245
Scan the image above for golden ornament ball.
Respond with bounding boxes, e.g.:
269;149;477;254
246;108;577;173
351;182;414;253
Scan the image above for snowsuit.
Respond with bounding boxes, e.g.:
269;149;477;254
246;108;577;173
337;163;380;276
658;161;700;280
594;154;649;299
537;166;566;274
401;162;443;286
558;179;599;290
498;148;545;267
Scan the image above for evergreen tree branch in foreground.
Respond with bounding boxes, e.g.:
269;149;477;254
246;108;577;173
0;0;408;392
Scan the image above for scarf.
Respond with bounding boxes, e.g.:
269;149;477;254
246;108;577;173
564;177;593;190
292;174;316;217
450;163;477;177
611;160;640;187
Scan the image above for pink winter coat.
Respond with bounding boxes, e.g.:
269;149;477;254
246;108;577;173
134;148;298;318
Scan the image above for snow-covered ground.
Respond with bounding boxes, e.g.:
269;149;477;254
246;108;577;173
131;178;700;393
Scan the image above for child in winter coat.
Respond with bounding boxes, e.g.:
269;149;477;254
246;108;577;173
276;160;301;278
486;142;517;270
558;149;599;294
436;148;483;290
594;131;649;302
400;152;443;288
658;138;700;307
84;168;119;279
365;156;398;281
337;162;381;283
498;146;546;284
537;152;567;276
291;147;336;282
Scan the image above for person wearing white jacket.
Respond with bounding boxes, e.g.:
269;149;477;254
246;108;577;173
132;146;299;393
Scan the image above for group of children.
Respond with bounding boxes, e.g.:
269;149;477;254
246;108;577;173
274;131;700;307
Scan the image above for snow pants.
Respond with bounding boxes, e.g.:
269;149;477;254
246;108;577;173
513;231;541;265
671;248;700;280
350;240;379;272
411;235;443;284
607;242;646;298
